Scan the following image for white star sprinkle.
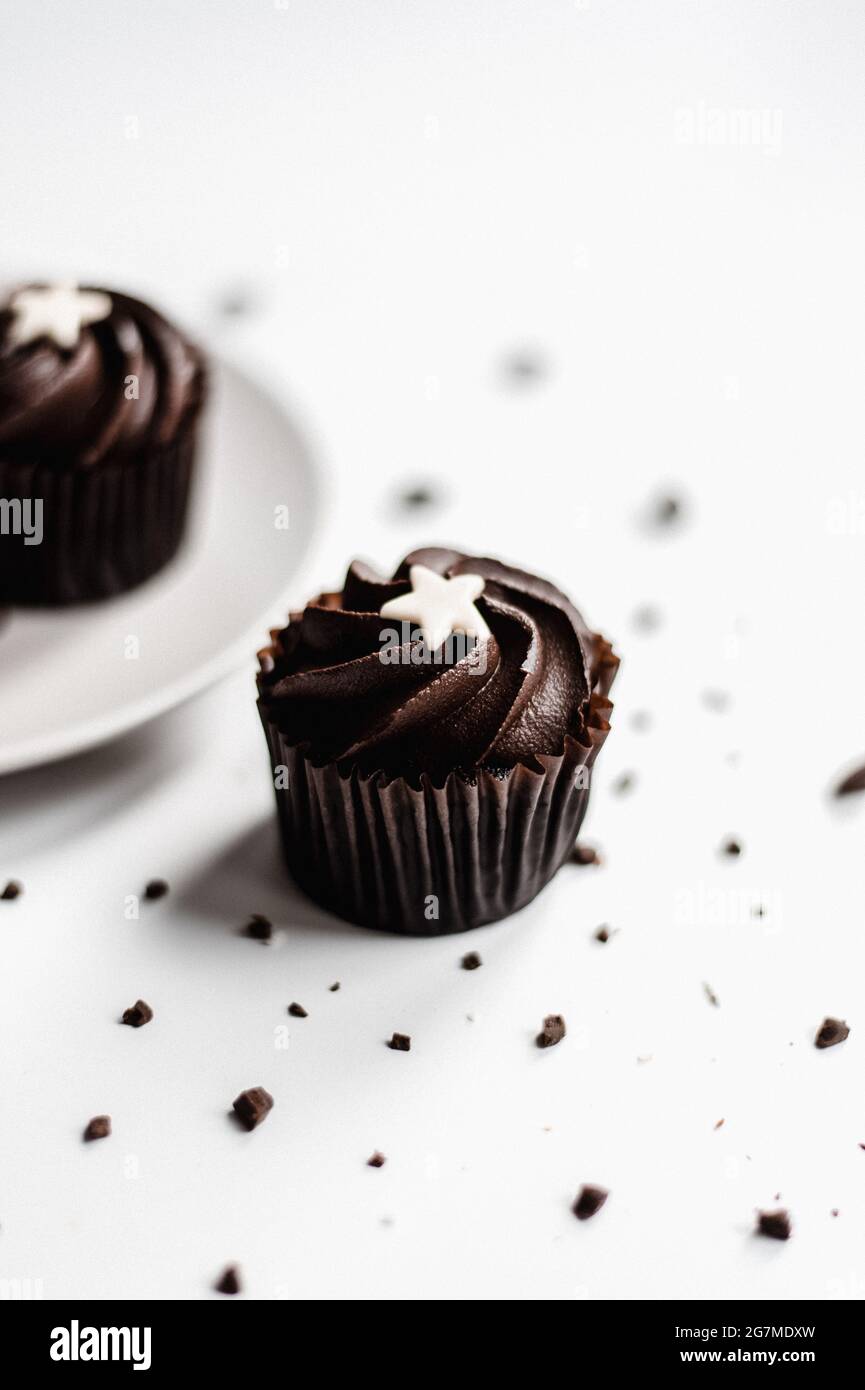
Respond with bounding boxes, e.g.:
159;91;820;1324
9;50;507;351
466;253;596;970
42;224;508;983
380;564;491;653
7;282;112;351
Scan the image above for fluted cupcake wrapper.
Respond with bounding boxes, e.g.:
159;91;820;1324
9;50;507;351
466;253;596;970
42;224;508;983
0;406;202;605
258;670;617;936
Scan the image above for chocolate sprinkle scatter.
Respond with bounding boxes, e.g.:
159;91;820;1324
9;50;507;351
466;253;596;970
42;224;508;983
232;1087;274;1130
388;1032;411;1052
536;1014;566;1049
721;838;742;857
573;1185;608;1220
144;880;169;901
244;913;273;941
367;1151;387;1168
815;1017;849;1050
1;880;22;900
121;999;153;1028
461;951;482;970
756;1209;791;1241
835;763;865;797
83;1115;111;1142
571;843;601;867
288;1002;308;1018
215;1265;242;1295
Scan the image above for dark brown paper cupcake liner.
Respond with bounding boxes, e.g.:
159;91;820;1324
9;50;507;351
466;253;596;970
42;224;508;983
0;401;203;605
258;644;618;936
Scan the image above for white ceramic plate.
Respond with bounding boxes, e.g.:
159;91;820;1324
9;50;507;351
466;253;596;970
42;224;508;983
0;359;318;775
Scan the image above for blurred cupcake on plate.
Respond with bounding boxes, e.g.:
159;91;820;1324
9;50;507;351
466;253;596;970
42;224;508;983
0;281;206;604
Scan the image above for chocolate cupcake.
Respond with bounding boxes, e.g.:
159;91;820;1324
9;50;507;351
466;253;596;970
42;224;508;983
258;547;618;935
0;282;205;604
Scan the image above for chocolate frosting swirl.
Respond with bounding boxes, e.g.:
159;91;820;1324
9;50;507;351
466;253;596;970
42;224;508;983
0;287;203;465
259;547;615;785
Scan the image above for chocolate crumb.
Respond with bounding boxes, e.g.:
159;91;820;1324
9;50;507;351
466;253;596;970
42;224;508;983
1;880;22;900
756;1209;791;1241
501;349;548;385
815;1017;849;1050
84;1115;111;1142
721;838;742;857
714;1118;725;1130
232;1087;274;1130
388;1032;411;1052
611;772;635;795
329;982;340;992
215;1265;241;1295
367;1151;387;1168
288;1002;308;1018
835;763;865;797
536;1014;566;1049
573;1184;608;1221
398;484;441;510
144;879;169;901
649;493;683;528
244;913;273;941
461;951;482;970
702;689;731;713
121;999;153;1028
632;605;662;632
571;843;601;866
703;982;720;1008
594;925;612;943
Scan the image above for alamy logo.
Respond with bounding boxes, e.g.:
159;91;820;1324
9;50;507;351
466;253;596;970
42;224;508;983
0;497;43;546
49;1320;151;1371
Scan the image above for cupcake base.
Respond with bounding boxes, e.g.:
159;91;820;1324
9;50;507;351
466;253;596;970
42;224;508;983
259;686;615;936
0;408;201;606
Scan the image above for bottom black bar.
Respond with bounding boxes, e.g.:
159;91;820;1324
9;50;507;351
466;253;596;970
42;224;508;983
0;1299;859;1373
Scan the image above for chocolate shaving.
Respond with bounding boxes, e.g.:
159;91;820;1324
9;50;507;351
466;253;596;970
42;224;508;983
721;838;742;857
329;982;341;992
536;1014;566;1049
288;1002;308;1018
232;1087;274;1130
815;1017;849;1049
215;1265;241;1295
244;913;273;941
756;1209;791;1241
84;1115;111;1142
571;843;601;867
461;951;482;970
573;1185;608;1220
388;1032;411;1052
367;1151;387;1168
594;925;612;943
835;763;865;797
121;999;153;1028
1;880;22;900
144;879;169;901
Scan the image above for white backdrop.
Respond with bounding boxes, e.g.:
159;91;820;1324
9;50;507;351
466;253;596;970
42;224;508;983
2;0;865;1300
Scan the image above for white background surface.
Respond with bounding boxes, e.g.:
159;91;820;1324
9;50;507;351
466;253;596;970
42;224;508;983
2;0;865;1302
